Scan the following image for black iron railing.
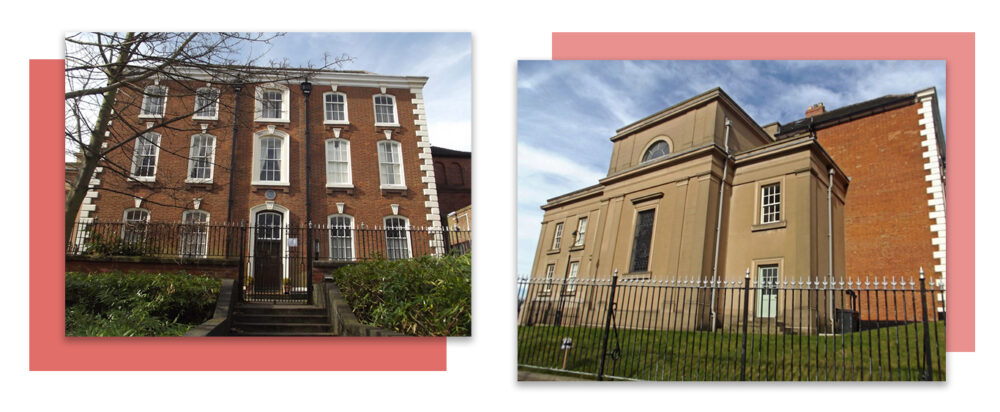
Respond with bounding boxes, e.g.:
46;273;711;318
517;269;945;381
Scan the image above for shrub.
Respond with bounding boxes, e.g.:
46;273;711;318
334;254;471;336
65;271;221;336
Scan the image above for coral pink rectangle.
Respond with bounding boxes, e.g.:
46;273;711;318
552;32;974;352
29;59;447;370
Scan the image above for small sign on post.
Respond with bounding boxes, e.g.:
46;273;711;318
287;238;298;247
561;337;573;369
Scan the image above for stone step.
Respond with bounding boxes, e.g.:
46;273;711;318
235;305;326;316
230;330;338;337
231;322;333;334
233;313;330;324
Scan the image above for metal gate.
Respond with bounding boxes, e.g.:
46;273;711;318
238;212;311;304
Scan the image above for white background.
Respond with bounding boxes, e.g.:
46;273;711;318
1;1;997;410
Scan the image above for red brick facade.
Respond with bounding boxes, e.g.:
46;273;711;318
89;72;440;232
431;146;472;220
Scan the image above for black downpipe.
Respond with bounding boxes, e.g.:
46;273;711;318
225;83;243;256
300;81;314;304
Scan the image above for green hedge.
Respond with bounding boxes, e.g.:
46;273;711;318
334;254;471;336
65;271;221;337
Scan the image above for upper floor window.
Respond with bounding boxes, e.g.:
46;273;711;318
373;94;398;126
180;210;210;258
251;129;290;186
140;85;167;118
193;87;219;120
760;183;781;224
328;214;355;261
130;132;161;181
551;222;563;250
384;216;411;260
642;140;670;163
573;217;587;247
187;134;216;183
377;140;405;188
254;84;290;122
122;208;150;243
325;139;352;187
630;209;655;273
324;92;348;124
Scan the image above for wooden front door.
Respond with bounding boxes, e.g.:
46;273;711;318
253;211;284;295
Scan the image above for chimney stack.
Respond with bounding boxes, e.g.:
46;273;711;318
806;103;826;117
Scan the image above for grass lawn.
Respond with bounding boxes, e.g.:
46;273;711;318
518;322;945;381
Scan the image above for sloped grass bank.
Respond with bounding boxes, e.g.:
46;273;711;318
333;254;471;336
66;271;221;336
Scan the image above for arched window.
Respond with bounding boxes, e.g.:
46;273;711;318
328;214;355;261
140;85;167;118
384;216;411;260
451;162;465;186
642;140;671;163
324;92;349;124
251;129;290;186
434;162;447;186
373;94;398;126
193;87;220;120
122;208;150;243
180;210;210;257
325;139;352;187
187;134;216;183
377;140;405;189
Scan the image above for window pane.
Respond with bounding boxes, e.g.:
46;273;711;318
195;89;218;117
329;215;353;261
761;184;781;224
642;141;670;162
325;94;345;121
259;137;281;181
188;135;214;180
181;211;209;257
630;210;655;272
141;86;166;116
132;134;159;177
262;90;282;118
384;217;409;260
375;95;395;124
378;142;402;186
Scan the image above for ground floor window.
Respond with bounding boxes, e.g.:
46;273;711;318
180;210;209;257
121;208;150;243
384;216;411;260
328;214;354;261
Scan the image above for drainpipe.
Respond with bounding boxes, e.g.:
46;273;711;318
710;118;732;331
224;83;243;258
300;80;314;304
827;167;835;332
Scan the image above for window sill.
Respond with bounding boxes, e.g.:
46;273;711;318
251;183;290;192
375;123;400;128
192;116;219;121
185;180;214;189
561;291;576;297
569;244;585;251
127;176;156;183
326;185;355;195
545;249;561;255
324;120;350;126
625;271;651;280
380;185;408;196
138;114;163;119
751;221;787;232
254;117;290;124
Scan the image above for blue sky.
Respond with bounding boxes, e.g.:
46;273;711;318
265;32;471;151
517;60;946;276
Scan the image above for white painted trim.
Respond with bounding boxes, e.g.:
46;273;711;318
325;138;353;187
192;86;220;121
162;67;429;89
138;85;167;119
918;90;947;286
377;140;406;189
253;83;291;123
383;215;413;259
409;86;444;253
251;129;291;186
327;214;356;261
322;91;350;125
372;94;400;127
129;132;161;182
185;133;217;184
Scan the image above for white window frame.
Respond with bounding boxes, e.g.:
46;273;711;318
121;208;150;243
192;87;220;120
372;94;399;127
327;214;355;261
186;133;216;184
641;139;671;163
129;132;161;182
139;85;167;118
551;222;563;250
180;210;210;258
574;217;587;247
760;183;782;224
377;140;406;190
325;138;353;188
323;92;349;125
383;216;412;260
566;261;580;293
254;84;290;123
251;129;290;186
543;264;555;293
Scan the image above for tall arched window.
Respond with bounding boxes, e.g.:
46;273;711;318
642;140;671;163
377;140;405;189
384;216;411;260
187;134;216;183
180;210;210;258
140;85;167;118
251;129;290;186
328;214;355;261
325;139;352;187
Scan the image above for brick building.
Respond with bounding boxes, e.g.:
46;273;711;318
430;145;472;221
70;67;453;299
771;88;946;315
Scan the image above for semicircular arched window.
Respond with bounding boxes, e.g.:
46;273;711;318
642;140;671;163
